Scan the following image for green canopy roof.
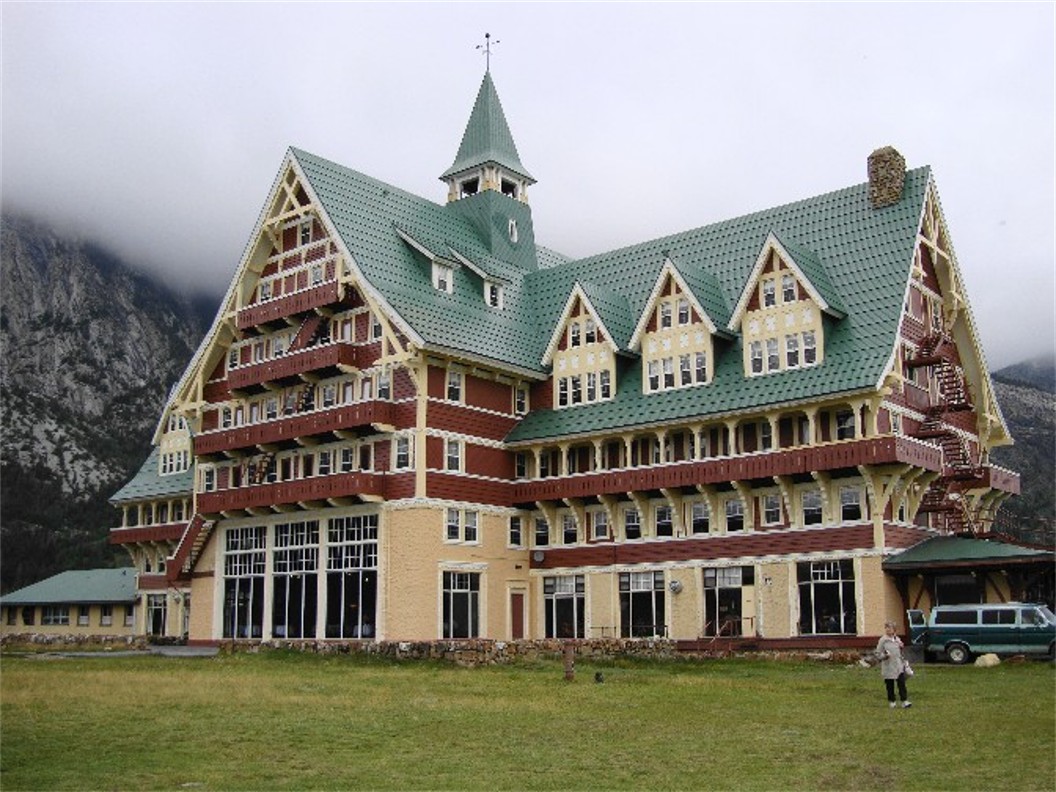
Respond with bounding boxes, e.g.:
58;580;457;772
1;568;137;605
883;536;1053;571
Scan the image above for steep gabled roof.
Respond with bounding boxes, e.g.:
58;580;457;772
541;283;626;366
628;257;729;350
0;568;137;605
440;72;534;183
508;168;930;442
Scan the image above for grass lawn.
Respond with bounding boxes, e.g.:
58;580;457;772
1;651;1053;791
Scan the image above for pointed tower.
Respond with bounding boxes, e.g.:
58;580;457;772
442;71;538;269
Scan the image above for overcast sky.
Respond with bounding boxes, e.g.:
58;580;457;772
2;2;1053;369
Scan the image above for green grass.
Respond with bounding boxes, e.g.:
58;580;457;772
1;652;1053;791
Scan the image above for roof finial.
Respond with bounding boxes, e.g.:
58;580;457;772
476;32;499;73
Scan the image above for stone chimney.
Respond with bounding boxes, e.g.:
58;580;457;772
867;146;906;209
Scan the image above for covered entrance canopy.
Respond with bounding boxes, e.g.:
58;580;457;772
884;535;1054;615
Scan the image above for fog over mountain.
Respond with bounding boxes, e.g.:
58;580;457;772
0;213;1051;592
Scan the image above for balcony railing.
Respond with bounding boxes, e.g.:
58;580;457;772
512;436;943;504
109;522;187;545
195;401;395;455
228;342;360;390
197;471;385;513
237;260;340;329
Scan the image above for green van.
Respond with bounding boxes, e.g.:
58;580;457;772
907;603;1056;664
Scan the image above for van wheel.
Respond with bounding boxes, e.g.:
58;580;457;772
946;643;971;665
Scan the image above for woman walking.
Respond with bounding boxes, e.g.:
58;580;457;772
877;621;912;708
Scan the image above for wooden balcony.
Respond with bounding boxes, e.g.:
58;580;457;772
109;522;187;546
197;471;386;514
513;436;943;505
194;401;395;455
955;464;1021;495
228;343;360;390
237;280;340;330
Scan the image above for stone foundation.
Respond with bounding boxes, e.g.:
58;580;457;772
0;633;147;650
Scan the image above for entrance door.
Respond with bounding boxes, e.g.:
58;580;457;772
510;592;525;640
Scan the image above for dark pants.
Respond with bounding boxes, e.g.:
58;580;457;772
885;673;908;702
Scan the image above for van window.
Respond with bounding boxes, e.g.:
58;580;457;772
1021;607;1050;626
934;610;977;625
982;609;1016;625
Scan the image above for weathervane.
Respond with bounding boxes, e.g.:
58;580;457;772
476;32;499;72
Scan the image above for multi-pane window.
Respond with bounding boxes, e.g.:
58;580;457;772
679;355;692;387
663;358;675;388
619;571;666;638
100;604;113;627
561;513;578;545
586;372;597;401
599;371;611;399
759;421;773;451
677;298;691;325
486;282;502;308
446;508;461;541
655;505;674;537
445;509;479;543
659;301;672;329
836;410;856;440
509;516;523;547
840;487;863;521
750;342;763;374
146;595;166;636
515;453;527;479
802;490;823;525
272;521;319;639
42;606;70;626
432;262;453;293
690;501;710;534
534;517;550;547
558;378;569;407
647;361;660;391
326;514;378;639
590;510;609;540
442;572;480;638
762;494;781;525
570;322;581;347
766;338;780;372
803;331;817;365
377;370;391;400
624;508;642;540
544;575;585;638
584;318;597;344
78;606;90;626
223;526;266;640
446;369;463;402
762;279;776;307
798;559;856;635
394;437;411;470
515;387;528;415
725;499;745;532
703;566;754;637
782;274;796;302
695;351;707;383
570;375;582;404
445;439;462;472
786;334;800;368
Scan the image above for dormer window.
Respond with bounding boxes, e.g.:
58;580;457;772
570;323;581;348
459;178;479;198
659;302;672;329
584;318;596;344
677;298;690;325
486;282;503;308
782;274;797;303
501;178;518;198
762;279;776;308
432;262;454;294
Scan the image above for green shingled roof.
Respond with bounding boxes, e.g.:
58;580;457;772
440;72;534;183
110;447;192;504
882;536;1053;569
0;568;137;605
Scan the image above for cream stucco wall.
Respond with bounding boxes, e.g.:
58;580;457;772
0;603;136;638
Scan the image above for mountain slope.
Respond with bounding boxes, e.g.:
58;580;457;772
0;213;214;592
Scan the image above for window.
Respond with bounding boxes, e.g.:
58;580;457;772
766;338;779;372
459;177;479;198
802;331;817;365
647;361;660;392
371;313;383;341
570;375;582;405
570;322;581;348
22;607;35;626
509;516;523;547
446;369;463;402
619;571;666;638
677;298;691;325
202;468;216;492
146;594;166;636
695;351;707;383
702;566;754;637
725;499;745;532
599;370;611;399
750;341;763;374
534;517;550;547
300;221;312;246
515;453;527;479
394;437;411;470
326;514;378;639
584;318;597;344
762;279;776;308
545;575;585;638
786;334;799;368
100;605;113;627
507;218;518;243
228;348;239;371
679;355;692;387
663;358;675;388
562;513;578;545
762;494;781;525
625;508;642;540
591;510;609;540
515;387;528;415
802;490;823;525
42;606;70;626
655;505;674;537
798;559;856;635
272;521;319;639
310;264;323;286
77;606;90;626
124;604;135;628
442;572;479;638
586;372;597;402
223;525;266;639
558;377;569;407
840;487;863;521
690;501;710;534
759;421;773;451
486;282;502;308
259;280;272;300
659;302;672;329
432;262;453;293
782;274;796;303
836;410;856;440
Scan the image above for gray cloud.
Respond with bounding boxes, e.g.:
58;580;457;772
2;2;1053;369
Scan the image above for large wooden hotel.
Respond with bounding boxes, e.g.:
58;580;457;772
108;70;1026;648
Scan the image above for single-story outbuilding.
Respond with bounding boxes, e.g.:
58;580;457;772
1;568;138;637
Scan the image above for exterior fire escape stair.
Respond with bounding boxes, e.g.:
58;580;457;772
166;513;216;582
288;314;327;353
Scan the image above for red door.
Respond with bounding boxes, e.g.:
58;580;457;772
511;593;525;640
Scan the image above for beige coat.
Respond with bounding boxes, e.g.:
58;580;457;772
876;634;905;680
